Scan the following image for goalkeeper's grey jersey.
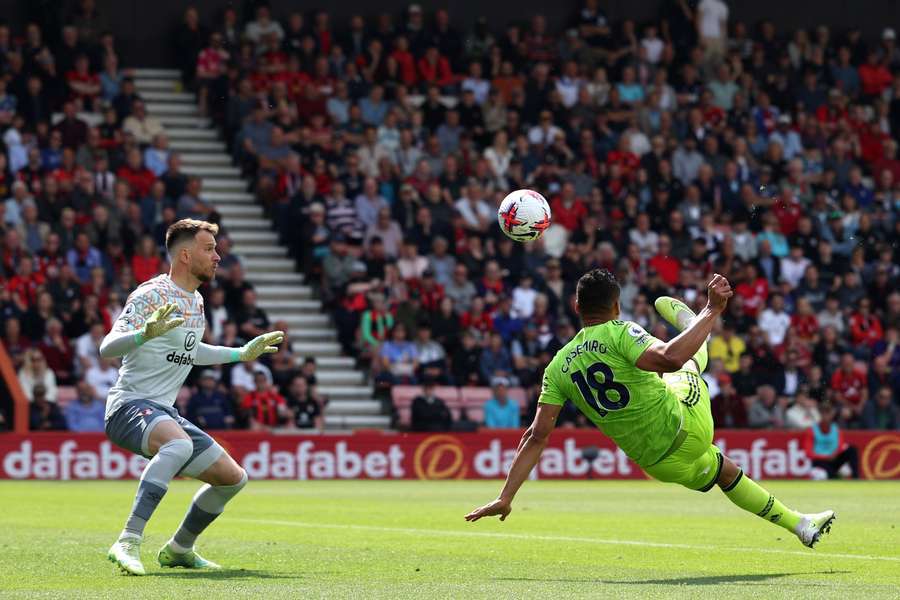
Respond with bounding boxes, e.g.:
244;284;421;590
105;275;206;419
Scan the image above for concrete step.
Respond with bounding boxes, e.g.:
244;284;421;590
289;327;336;340
202;181;248;194
324;414;391;429
135;78;177;91
181;153;233;166
231;244;286;257
254;284;312;298
317;385;374;400
221;217;271;231
229;229;279;244
216;204;264;217
246;271;303;284
167;127;218;140
315;370;365;386
134;68;180;79
259;298;321;312
140;90;195;103
158;115;211;128
170;140;227;153
147;102;199;116
241;256;295;272
204;191;254;202
185;165;241;177
292;341;342;356
315;356;356;369
268;313;330;329
325;399;382;415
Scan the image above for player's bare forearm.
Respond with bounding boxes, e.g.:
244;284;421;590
465;403;560;522
499;429;548;502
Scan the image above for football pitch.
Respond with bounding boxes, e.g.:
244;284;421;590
1;480;898;599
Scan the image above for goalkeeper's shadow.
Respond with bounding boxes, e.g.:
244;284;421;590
144;568;304;580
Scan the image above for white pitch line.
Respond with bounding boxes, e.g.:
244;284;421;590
234;518;900;563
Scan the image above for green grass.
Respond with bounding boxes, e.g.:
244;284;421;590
0;480;898;599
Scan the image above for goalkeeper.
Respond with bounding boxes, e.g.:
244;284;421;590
99;219;284;575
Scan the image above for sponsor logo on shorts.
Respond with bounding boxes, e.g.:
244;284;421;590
166;351;195;366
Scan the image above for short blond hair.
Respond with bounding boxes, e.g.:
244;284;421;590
165;219;219;254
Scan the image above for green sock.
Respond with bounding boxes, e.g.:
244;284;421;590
721;470;801;532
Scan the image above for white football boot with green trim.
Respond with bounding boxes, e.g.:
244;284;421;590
795;510;836;548
108;536;146;576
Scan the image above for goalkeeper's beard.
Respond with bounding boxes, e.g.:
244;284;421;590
193;265;216;283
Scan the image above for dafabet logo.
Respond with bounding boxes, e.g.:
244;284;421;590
414;435;468;480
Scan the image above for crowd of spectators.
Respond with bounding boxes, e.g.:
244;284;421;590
190;1;900;431
2;1;900;436
0;4;327;433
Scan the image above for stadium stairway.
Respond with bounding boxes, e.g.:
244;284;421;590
133;68;389;430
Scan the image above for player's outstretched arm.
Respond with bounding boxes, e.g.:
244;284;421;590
635;274;732;373
465;402;561;523
194;330;285;365
99;303;184;358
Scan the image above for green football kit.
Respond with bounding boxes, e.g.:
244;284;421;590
539;320;722;491
520;296;835;548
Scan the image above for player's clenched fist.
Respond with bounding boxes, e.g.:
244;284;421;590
706;274;733;313
138;303;184;343
238;330;285;361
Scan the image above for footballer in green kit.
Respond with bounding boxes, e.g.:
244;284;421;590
466;269;835;549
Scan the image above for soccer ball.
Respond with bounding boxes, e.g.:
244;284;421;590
497;189;552;242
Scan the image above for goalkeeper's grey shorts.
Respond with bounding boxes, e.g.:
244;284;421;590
105;398;224;478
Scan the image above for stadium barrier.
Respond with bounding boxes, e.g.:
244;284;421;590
2;430;898;481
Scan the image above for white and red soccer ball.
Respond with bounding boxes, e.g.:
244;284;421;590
497;189;552;242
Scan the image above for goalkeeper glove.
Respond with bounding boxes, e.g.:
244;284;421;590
135;303;184;345
238;330;285;361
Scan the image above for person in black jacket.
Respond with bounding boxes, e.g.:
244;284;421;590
410;378;452;432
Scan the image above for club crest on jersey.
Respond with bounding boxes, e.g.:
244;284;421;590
121;303;136;322
184;331;196;351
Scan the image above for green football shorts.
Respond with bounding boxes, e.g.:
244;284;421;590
642;368;723;492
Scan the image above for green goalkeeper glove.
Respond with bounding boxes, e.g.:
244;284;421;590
238;330;285;361
136;303;184;345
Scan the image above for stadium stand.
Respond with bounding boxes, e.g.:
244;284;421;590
1;2;899;435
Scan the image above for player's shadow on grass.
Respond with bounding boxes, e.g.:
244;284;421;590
145;568;302;580
498;572;850;587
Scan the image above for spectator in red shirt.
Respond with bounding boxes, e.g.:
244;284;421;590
131;235;162;284
196;32;229;117
390;36;417;87
65;54;101;111
858;51;892;98
771;189;803;236
241;371;289;429
117;148;156;199
648;235;680;286
829;352;868;422
550;182;588;231
461;296;494;334
418;46;455;89
735;263;769;317
6;255;44;309
848;297;884;348
790;297;819;343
